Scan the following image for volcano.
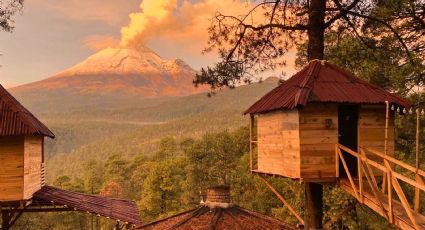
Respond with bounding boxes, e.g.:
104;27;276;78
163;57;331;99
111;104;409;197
11;46;206;98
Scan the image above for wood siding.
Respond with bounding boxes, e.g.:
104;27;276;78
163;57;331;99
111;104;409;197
257;110;300;178
0;135;43;201
0;136;24;201
255;103;395;181
23;135;43;199
358;105;395;158
299;104;338;179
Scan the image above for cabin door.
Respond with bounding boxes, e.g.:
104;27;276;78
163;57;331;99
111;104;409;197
338;105;359;178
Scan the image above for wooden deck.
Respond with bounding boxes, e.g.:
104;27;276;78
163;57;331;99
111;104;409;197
340;179;425;230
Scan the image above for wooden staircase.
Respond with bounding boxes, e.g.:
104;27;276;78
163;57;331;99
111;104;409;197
336;144;425;230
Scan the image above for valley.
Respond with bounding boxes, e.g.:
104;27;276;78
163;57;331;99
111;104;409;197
10;77;279;181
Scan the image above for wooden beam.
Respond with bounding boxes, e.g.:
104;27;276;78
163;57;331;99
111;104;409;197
359;161;389;220
414;175;424;212
338;149;359;200
392;176;419;230
392;172;425;192
257;174;305;225
365;147;425;178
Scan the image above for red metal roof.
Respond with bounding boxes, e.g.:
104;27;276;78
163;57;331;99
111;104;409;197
245;60;411;114
33;186;141;225
139;205;295;230
0;84;54;138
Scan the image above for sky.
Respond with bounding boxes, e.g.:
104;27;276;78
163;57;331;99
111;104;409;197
0;0;296;88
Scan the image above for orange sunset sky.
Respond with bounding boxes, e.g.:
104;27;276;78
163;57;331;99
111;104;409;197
0;0;297;88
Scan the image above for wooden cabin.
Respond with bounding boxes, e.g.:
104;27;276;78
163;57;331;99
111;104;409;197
245;60;410;182
0;85;54;201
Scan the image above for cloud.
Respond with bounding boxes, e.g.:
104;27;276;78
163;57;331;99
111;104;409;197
82;35;120;51
119;0;255;49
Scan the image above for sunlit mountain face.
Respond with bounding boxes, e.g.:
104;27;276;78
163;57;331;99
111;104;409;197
11;45;207;98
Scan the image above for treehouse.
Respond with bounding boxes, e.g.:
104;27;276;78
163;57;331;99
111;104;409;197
0;85;55;201
245;60;410;182
0;85;141;230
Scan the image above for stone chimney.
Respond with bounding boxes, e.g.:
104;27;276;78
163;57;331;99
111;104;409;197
204;185;233;209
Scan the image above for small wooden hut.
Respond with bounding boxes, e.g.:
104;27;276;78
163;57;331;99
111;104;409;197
245;60;410;182
0;85;55;201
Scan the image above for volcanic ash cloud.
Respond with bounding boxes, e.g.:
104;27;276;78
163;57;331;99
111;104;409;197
120;0;178;47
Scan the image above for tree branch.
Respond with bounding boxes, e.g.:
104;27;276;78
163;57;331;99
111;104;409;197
342;16;375;50
346;10;413;60
324;0;361;28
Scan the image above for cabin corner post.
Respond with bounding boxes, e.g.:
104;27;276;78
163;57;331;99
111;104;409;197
249;114;254;172
384;101;390;156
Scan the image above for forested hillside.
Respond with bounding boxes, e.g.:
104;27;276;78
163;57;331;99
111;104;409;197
12;77;279;181
10;76;402;229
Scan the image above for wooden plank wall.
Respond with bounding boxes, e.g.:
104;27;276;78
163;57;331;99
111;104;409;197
299;103;338;179
0;136;24;201
257;110;300;178
358;105;395;158
23;135;43;199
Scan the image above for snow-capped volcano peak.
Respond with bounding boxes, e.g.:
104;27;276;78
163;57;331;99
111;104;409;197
12;46;207;97
55;46;189;77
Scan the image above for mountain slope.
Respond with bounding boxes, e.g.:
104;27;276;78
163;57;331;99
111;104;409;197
11;46;206;98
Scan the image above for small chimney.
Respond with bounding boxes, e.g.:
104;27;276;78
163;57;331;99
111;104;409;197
204;185;233;209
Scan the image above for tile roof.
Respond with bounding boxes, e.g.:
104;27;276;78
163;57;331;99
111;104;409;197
0;85;54;138
139;205;295;230
245;60;411;114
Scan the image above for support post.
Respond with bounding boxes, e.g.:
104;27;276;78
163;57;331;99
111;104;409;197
305;182;323;230
1;211;10;230
415;108;421;212
249;114;254;172
382;101;390;193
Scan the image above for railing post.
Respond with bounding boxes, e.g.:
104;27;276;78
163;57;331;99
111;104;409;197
388;170;393;223
249;115;254;172
335;144;339;178
358;151;363;203
414;174;424;212
415;108;421;212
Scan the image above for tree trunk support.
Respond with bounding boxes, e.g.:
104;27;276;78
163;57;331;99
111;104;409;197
305;0;326;229
304;182;323;229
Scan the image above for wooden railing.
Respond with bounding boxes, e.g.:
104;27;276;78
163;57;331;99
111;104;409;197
336;144;425;229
